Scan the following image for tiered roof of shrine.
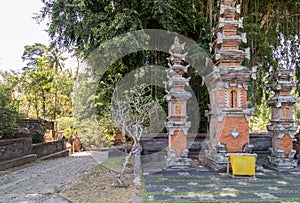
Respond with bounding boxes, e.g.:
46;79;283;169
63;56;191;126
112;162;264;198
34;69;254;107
165;37;191;135
209;0;251;84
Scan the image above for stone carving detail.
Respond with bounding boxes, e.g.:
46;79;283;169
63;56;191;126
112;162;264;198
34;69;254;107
165;37;192;168
236;4;241;14
224;89;229;107
238;87;243;108
224;87;243;109
238;18;244;28
241;33;247;43
174;101;183;115
243;144;254;153
231;128;240;139
166;149;191;169
245;48;251;60
217;32;223;44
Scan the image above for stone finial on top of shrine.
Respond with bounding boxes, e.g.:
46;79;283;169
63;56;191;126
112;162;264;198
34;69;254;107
169;37;188;63
220;0;237;7
219;0;240;17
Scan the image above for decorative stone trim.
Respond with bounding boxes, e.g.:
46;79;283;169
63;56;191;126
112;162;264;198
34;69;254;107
238;87;243;108
165;37;192;168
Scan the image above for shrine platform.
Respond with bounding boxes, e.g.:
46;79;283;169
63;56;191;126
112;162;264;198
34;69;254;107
143;165;300;202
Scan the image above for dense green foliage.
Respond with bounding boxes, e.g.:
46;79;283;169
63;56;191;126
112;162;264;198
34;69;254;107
242;0;300;106
0;43;74;140
35;0;300;133
32;132;45;143
37;0;213;133
2;45;74;120
0;0;298;142
37;0;212;55
0;82;20;138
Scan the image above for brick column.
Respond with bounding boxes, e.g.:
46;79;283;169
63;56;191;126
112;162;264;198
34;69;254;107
267;69;298;169
204;0;254;171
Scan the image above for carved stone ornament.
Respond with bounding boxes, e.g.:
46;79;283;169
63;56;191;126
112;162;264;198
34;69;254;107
236;4;241;14
231;128;240;139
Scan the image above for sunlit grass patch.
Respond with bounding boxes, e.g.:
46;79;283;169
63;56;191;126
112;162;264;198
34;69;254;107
89;156;134;173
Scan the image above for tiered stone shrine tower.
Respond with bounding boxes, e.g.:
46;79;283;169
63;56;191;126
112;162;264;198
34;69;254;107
165;37;192;168
204;0;253;170
267;68;298;169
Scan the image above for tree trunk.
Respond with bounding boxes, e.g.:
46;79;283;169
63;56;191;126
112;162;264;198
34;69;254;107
117;147;133;184
117;141;142;184
42;90;46;118
54;84;58;120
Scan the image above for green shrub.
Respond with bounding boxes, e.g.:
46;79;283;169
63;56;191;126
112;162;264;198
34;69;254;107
32;132;44;143
1;123;19;139
57;117;75;131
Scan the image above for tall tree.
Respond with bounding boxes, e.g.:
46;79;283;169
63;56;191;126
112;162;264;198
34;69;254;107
47;46;66;72
47;46;67;120
22;43;48;68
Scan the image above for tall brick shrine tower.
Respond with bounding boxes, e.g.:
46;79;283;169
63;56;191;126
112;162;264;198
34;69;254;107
267;67;298;169
165;37;192;168
204;0;253;170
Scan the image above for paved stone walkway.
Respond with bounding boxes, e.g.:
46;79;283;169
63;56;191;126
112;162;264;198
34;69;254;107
144;166;300;202
0;151;107;203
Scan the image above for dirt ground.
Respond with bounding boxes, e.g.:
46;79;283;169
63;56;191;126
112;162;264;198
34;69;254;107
60;157;141;203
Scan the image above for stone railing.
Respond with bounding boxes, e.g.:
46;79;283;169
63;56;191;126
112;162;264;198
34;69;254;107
0;137;32;161
141;133;168;154
31;140;66;158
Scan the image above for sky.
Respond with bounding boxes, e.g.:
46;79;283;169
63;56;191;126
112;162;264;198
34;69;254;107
0;0;50;71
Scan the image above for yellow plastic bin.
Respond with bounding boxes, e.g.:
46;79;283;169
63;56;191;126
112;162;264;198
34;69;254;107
227;153;257;178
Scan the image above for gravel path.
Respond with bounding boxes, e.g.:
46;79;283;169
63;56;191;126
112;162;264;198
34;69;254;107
0;151;108;203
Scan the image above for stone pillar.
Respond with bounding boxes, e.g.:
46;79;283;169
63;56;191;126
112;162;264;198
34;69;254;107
204;0;253;171
165;37;192;168
267;69;298;170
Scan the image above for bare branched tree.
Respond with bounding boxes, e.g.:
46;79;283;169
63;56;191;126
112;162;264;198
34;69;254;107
110;84;159;184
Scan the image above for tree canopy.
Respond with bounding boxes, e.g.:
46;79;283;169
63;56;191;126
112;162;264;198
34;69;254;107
37;0;212;55
1;43;73;121
36;0;300;133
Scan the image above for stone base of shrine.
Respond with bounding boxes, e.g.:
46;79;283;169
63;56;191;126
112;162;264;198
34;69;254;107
201;142;228;172
203;149;228;172
265;156;298;171
166;149;191;169
202;158;228;172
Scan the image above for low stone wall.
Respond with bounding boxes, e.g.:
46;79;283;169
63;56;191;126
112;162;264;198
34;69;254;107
141;133;273;158
31;140;66;158
141;133;207;153
249;133;272;152
0;137;32;161
16;118;57;141
141;134;168;154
